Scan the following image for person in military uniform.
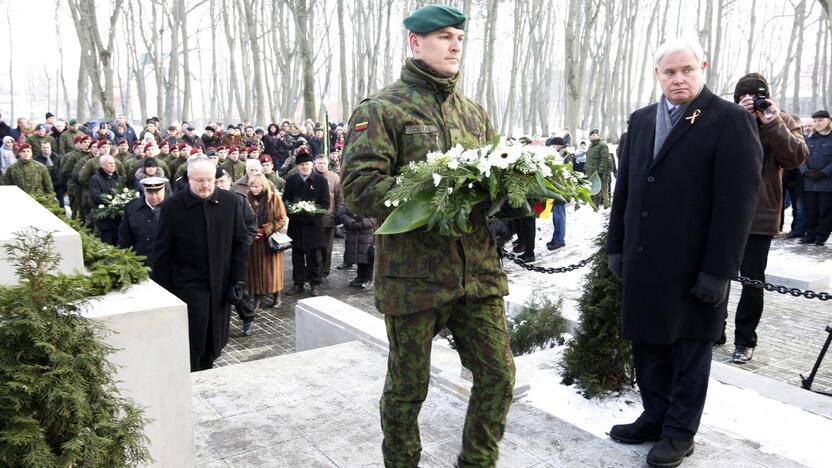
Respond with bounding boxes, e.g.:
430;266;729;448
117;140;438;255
340;5;515;467
2;143;54;196
61;135;92;218
584;128;613;208
118;176;168;265
222;145;246;181
26;124;58;156
59;119;83;155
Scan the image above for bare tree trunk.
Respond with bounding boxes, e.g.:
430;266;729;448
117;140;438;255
779;0;804;107
338;0;350;119
6;2;13;120
501;2;526;135
165;0;183;123
290;0;317;119
242;0;266;123
564;0;600;131
222;0;244;119
792;0;807;113
744;0;758;73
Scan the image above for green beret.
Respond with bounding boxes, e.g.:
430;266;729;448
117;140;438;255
404;4;466;33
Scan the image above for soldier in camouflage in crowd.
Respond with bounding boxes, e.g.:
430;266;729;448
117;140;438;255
341;5;515;468
61;135;93;219
585;128;613;208
1;143;54;195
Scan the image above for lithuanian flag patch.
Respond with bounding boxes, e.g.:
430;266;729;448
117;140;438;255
354;121;369;132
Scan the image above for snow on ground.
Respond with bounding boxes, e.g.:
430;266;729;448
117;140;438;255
521;346;831;468
508;204;832;468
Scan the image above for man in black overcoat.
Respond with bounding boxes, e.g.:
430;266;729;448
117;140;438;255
606;38;763;467
118;176;168;265
283;148;329;296
152;157;249;371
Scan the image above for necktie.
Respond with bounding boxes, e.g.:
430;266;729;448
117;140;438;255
669;105;685;126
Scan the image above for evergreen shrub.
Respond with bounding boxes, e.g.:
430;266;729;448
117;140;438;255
560;228;634;398
508;293;567;356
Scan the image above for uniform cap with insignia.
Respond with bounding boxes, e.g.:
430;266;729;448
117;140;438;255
17;143;31;151
295;147;314;164
68;119;77;125
403;4;466;33
34;124;45;131
206;148;218;157
589;128;600;136
117;139;128;145
140;176;168;192
190;147;203;155
215;167;230;179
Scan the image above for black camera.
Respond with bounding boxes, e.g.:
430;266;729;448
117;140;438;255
752;88;770;112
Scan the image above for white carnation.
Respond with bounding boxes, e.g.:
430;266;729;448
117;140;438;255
447;159;459;170
432;173;442;187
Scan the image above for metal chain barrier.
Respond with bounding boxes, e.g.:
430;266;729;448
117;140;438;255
500;248;596;274
501;248;831;302
735;276;832;302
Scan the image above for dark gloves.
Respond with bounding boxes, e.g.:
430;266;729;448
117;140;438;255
804;169;826;180
227;281;245;304
350;220;365;230
608;253;623;279
690;272;730;308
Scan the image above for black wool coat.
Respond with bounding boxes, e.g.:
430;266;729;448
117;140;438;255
151;187;248;369
607;86;763;345
118;196;162;264
337;207;376;265
283;171;330;249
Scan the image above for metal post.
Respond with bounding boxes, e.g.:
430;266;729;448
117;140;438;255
801;325;832;396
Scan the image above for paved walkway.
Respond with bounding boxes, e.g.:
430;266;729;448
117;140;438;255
194;341;811;468
216;230;832;394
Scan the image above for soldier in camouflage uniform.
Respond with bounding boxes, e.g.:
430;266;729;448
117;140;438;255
27;124;58;156
2;143;54;195
341;5;514;468
59;119;84;155
62;135;93;219
585;128;613;207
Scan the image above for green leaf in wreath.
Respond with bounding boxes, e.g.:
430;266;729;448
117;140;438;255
375;190;434;235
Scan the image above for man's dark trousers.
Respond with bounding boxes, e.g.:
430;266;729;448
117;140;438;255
804;191;832;243
633;339;712;439
735;234;772;348
292;247;323;286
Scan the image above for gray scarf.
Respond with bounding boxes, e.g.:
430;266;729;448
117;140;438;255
653;96;687;159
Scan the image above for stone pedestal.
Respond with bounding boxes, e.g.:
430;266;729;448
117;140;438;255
0;186;84;285
0;187;194;467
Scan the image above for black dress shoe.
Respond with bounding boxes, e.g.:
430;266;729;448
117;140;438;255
512;244;526;253
348;277;362;287
609;420;662;444
336;263;354;270
785;231;804;239
732;345;754;363
285;285;304;296
647;437;694;467
310;285;320;296
546;242;565;251
799;236;816;244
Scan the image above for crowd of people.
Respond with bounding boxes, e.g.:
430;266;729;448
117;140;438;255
0;112;374;371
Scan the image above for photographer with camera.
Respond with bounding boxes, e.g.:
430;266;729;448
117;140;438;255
725;73;807;364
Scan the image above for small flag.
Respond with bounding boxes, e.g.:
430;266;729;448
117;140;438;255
354;121;369;132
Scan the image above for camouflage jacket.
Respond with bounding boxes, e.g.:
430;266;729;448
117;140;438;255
341;58;508;316
59;130;83;155
26;134;58;156
585;139;612;177
2;158;54;195
222;158;247;182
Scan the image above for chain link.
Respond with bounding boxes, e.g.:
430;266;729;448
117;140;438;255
501;249;831;302
735;276;832;302
500;248;596;274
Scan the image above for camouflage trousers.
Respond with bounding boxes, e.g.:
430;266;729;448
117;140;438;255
380;297;515;468
592;174;611;208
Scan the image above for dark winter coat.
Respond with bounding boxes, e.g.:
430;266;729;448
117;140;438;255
89;168;125;231
118;195;162;264
0;121;10;141
151;187;248;370
338;208;376;265
283;171;329;249
201;133;222;149
607;86;763;345
800;132;832;192
35;152;63;191
112;125;138;147
749;113;807;235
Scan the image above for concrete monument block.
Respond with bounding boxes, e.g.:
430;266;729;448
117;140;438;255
0;186;84;285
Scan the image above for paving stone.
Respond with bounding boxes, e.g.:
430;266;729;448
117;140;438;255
222;439;337;468
195;407;301;460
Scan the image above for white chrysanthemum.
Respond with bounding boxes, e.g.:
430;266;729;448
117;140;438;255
460;149;480;164
432;173;442;186
447;158;459;170
392;199;400;207
489;145;521;169
447;144;464;160
384;199;392;207
476;157;492;174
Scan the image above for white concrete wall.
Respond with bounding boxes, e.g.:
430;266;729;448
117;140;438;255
0;186;84;285
85;281;195;468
